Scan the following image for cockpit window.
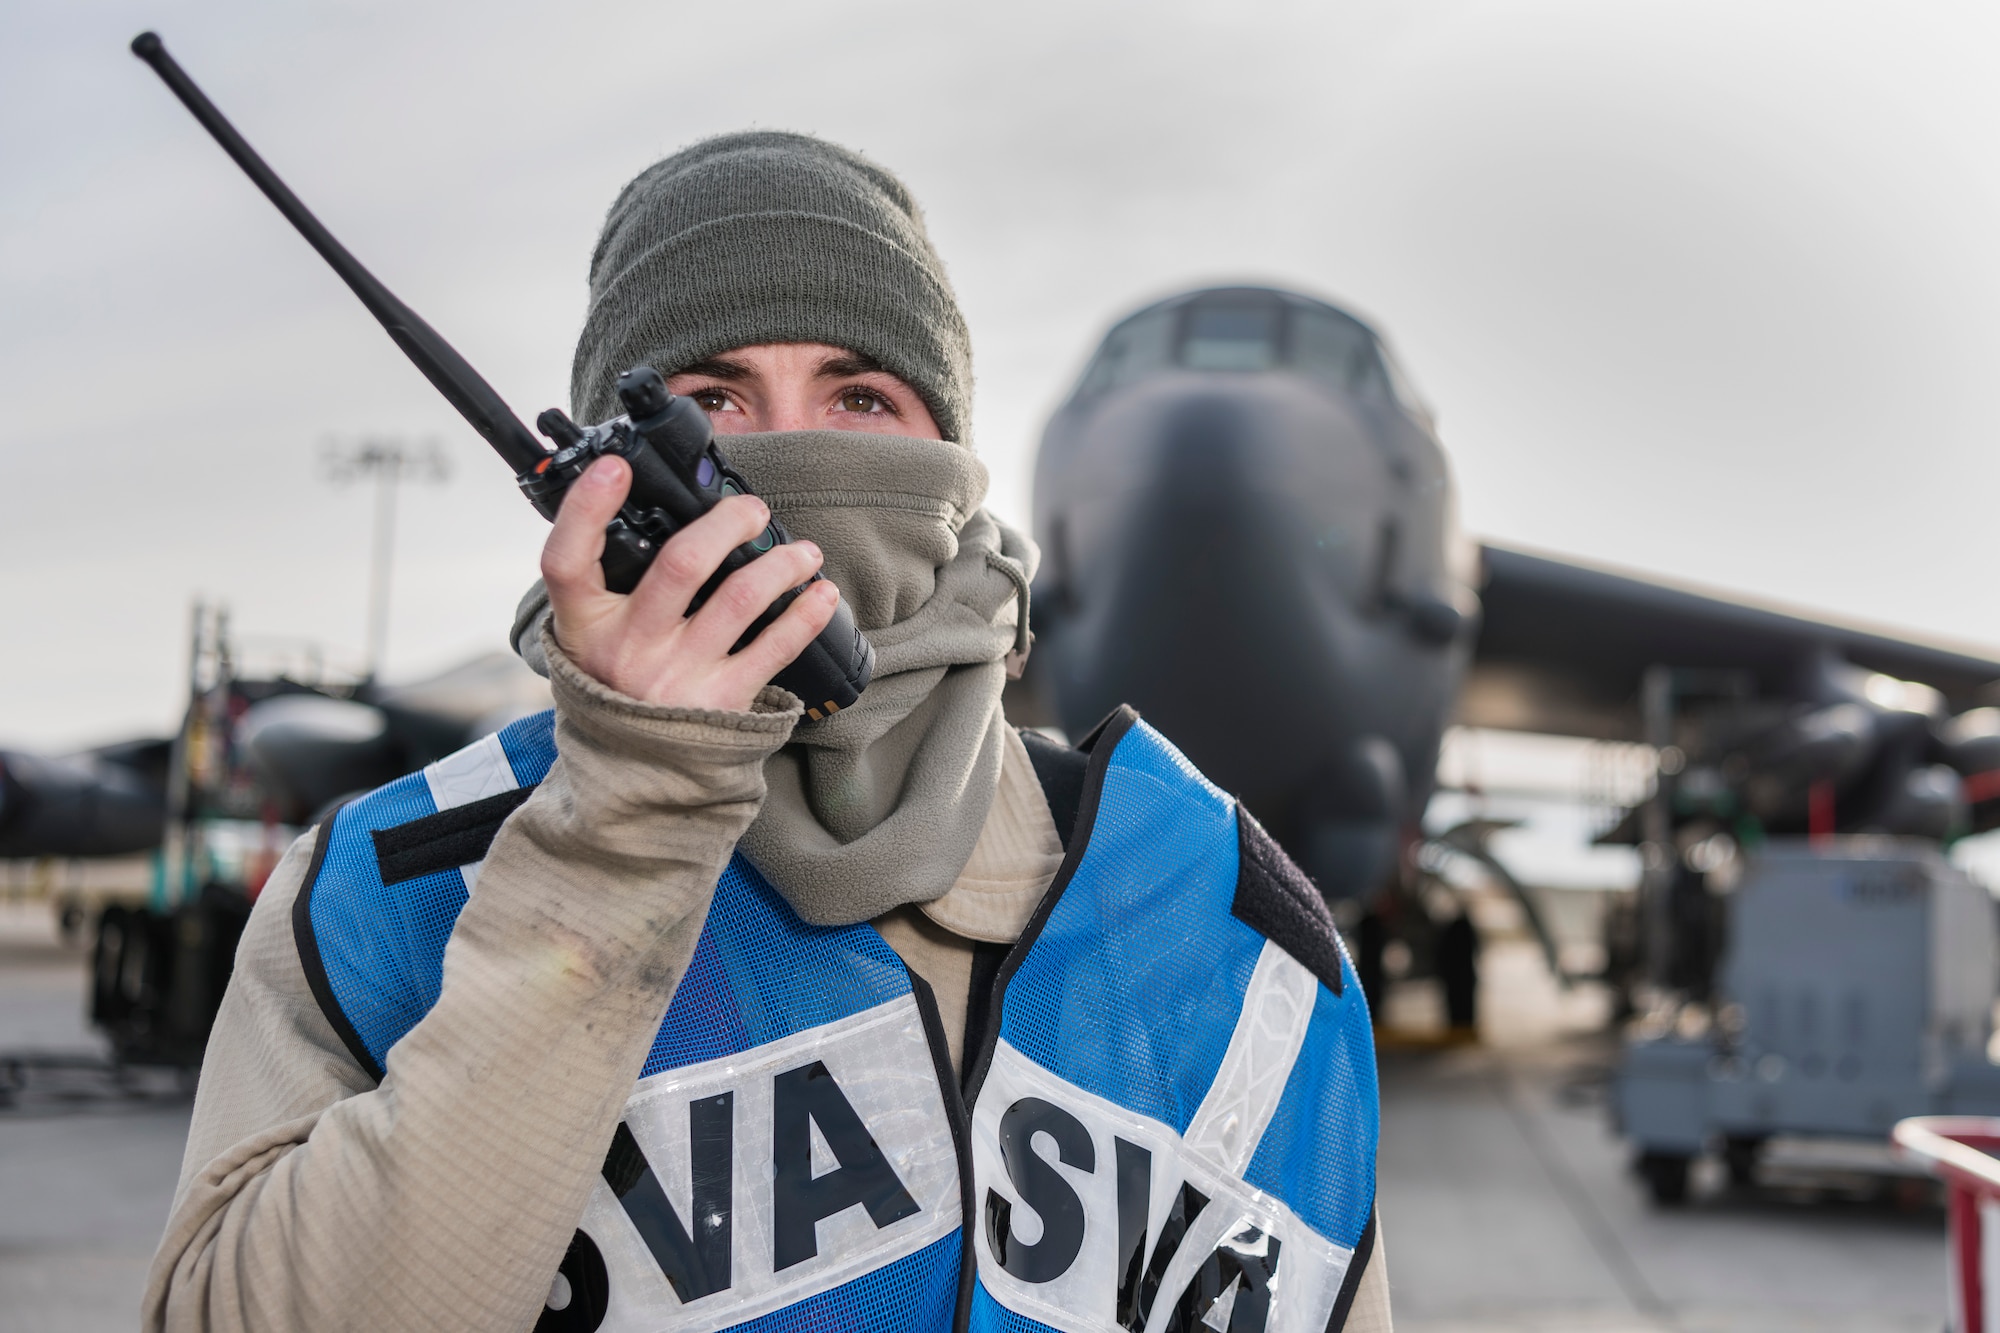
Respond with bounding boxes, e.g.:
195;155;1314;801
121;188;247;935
1290;307;1389;399
1182;305;1280;371
1073;308;1176;398
1070;289;1412;411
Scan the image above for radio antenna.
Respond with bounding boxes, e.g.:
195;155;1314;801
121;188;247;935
130;31;549;474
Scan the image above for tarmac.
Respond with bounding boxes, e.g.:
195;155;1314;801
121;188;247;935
1374;943;1944;1332
0;900;1952;1333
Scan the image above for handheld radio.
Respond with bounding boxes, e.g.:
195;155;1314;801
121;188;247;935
130;32;874;719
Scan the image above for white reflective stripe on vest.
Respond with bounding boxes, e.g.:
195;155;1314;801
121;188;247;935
580;994;960;1333
420;730;518;893
1182;942;1319;1178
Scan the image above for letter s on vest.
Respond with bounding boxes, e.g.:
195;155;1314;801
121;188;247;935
973;1043;1354;1333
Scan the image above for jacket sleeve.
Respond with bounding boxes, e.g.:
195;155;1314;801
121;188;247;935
143;638;800;1333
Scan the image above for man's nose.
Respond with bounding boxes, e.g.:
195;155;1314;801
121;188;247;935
757;395;816;433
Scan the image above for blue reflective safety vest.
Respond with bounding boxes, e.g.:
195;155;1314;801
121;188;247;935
295;706;1379;1333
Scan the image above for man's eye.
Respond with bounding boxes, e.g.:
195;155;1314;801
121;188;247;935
839;390;885;414
693;390;732;413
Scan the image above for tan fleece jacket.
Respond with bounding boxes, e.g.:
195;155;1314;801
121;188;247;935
144;646;1390;1331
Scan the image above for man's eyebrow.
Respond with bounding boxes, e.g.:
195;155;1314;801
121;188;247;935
676;356;752;381
815;352;891;379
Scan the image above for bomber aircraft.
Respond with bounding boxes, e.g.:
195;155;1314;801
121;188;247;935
1015;284;2000;1014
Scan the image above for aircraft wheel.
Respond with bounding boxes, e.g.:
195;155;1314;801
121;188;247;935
1638;1150;1692;1206
1437;912;1478;1031
56;897;86;945
1352;908;1387;1015
1723;1135;1763;1188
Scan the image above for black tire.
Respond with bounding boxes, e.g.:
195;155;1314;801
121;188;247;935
1353;909;1388;1016
1639;1150;1692;1205
1438;913;1479;1030
1722;1136;1762;1189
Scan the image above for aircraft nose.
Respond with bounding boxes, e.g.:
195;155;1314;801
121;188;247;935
1030;372;1469;861
1078;380;1380;611
1131;383;1313;509
1088;380;1469;648
1035;378;1389;722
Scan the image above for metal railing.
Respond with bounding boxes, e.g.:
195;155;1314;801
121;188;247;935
1894;1116;2000;1333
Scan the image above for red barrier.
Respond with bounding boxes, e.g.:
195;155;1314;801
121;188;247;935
1894;1117;2000;1332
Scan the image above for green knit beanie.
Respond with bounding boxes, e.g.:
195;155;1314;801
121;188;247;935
570;130;973;444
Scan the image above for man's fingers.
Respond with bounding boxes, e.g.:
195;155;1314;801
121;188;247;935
723;579;841;697
540;457;631;605
680;540;825;658
626;494;773;624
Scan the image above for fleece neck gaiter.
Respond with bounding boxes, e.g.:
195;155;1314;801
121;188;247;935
513;428;1035;926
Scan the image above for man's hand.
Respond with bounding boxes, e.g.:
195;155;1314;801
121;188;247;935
542;456;839;711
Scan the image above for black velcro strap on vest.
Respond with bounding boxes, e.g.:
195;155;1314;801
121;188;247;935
1232;807;1345;995
370;785;535;886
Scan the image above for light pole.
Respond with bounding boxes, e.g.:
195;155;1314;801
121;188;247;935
322;437;449;678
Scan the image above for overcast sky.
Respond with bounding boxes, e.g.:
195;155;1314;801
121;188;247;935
8;0;2000;748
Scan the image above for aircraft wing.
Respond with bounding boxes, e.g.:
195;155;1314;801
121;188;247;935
1461;544;2000;740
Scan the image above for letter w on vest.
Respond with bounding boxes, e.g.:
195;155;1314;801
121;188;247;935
574;996;959;1333
973;1042;1354;1333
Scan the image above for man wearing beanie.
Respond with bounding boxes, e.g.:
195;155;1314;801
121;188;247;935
145;132;1390;1333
